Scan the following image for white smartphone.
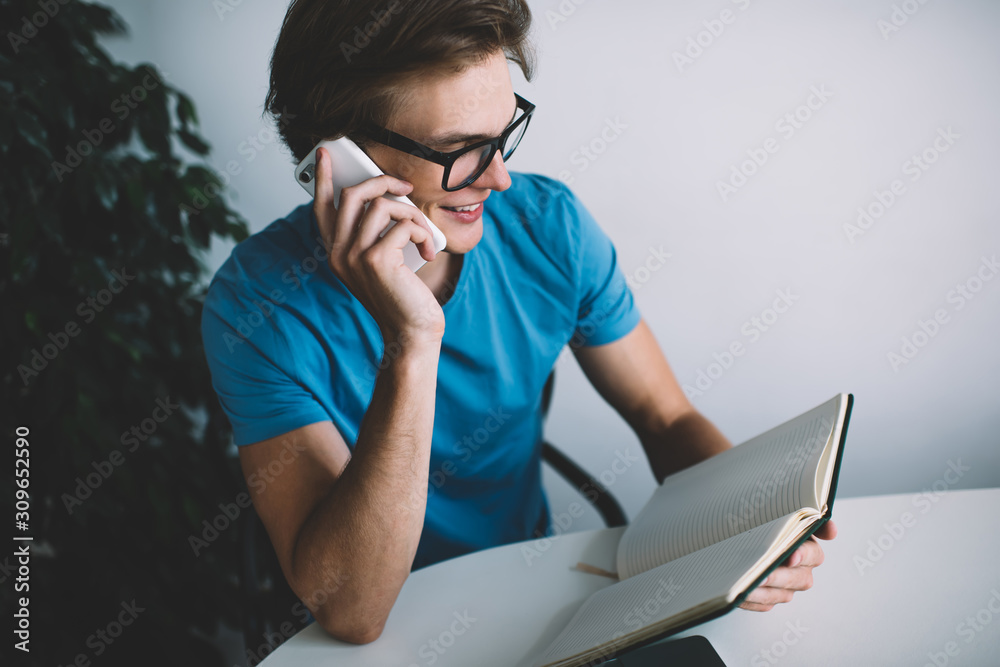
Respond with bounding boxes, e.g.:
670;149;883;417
294;137;447;272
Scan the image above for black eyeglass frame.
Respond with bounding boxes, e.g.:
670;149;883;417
355;93;535;192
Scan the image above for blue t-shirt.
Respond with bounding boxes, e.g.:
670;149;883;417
201;172;641;570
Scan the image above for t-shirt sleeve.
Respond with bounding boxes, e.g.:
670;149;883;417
563;184;642;347
201;283;331;447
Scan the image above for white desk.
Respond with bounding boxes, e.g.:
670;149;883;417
259;489;1000;666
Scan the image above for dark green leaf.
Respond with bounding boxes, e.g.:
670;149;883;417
177;128;210;155
0;2;253;663
175;92;199;128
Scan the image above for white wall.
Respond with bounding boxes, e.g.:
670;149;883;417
529;0;1000;525
100;0;1000;532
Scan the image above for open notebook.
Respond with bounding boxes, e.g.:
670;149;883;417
530;393;853;667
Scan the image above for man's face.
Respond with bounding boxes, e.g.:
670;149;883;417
364;50;517;254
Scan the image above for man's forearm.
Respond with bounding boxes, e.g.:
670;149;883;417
640;408;733;484
290;340;440;643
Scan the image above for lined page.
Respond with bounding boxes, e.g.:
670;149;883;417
617;395;841;580
532;514;800;667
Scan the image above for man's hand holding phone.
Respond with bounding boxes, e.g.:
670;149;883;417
312;146;446;347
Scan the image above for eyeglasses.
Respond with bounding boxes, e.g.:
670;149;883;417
356;93;535;192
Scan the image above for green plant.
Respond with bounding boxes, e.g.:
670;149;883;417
2;1;250;663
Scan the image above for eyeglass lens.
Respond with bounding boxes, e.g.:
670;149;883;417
445;115;530;189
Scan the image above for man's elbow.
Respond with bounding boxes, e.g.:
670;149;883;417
314;607;387;645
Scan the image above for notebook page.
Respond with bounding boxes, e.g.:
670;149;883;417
531;514;800;667
814;396;848;507
617;395;840;580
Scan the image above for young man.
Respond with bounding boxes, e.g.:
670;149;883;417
201;0;835;645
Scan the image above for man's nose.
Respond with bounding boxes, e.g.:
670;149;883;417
471;150;512;192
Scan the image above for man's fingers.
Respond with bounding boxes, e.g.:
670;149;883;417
783;539;825;569
740;530;831;613
743;585;795;607
374;218;433;263
797;539;825;568
313;147;337;246
814;520;838;540
314;149;417;262
383;177;416;198
761;564;815;592
338;174;413;213
354;197;429;249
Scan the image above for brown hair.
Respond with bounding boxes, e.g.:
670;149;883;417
264;0;535;163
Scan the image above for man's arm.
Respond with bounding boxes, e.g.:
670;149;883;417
572;317;834;610
238;337;441;644
231;146;452;644
571;318;731;483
